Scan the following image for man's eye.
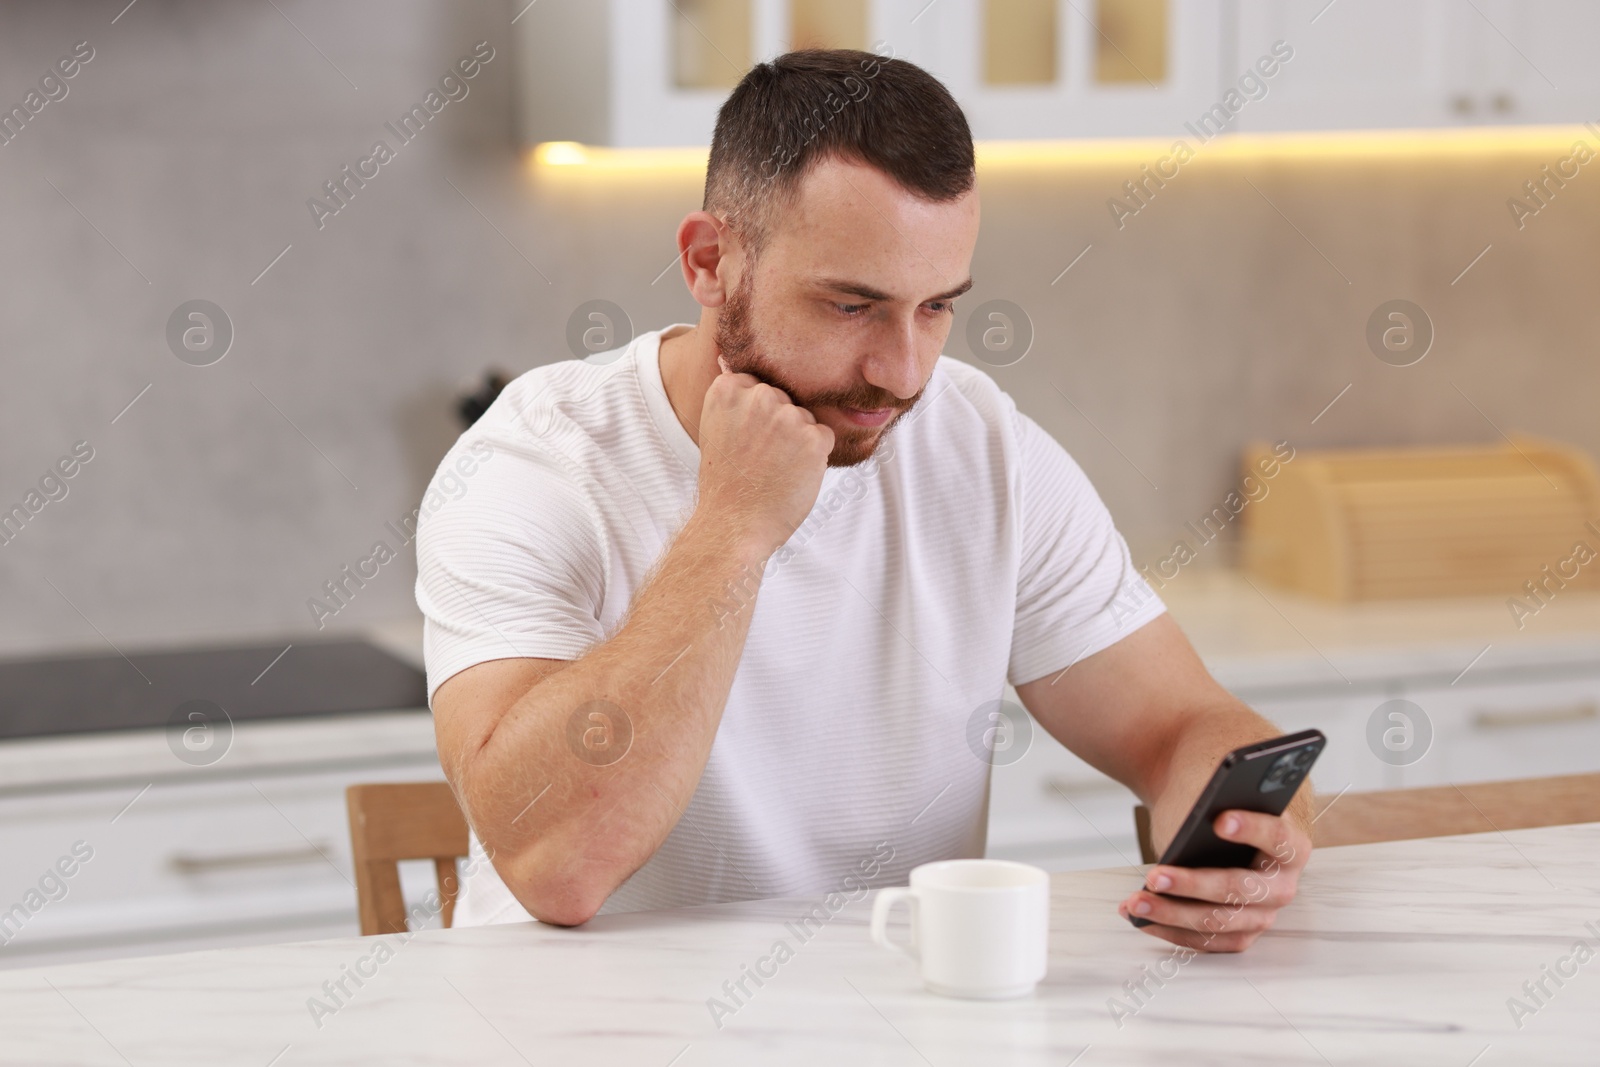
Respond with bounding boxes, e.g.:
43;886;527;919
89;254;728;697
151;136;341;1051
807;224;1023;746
836;303;870;316
925;301;954;314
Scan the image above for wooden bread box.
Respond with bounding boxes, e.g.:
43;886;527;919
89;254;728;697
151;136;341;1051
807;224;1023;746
1240;438;1600;600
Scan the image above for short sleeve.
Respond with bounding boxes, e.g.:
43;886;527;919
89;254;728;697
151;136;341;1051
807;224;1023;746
1007;407;1166;687
415;435;608;706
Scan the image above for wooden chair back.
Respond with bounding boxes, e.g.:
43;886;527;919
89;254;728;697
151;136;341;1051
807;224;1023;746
1133;771;1600;864
346;781;470;936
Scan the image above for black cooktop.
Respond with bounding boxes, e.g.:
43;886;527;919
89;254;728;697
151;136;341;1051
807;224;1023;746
0;638;428;742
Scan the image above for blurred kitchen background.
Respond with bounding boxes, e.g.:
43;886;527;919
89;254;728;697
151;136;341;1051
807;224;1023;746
2;0;1598;968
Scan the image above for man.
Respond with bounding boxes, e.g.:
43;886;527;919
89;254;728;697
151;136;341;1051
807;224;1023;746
417;49;1313;953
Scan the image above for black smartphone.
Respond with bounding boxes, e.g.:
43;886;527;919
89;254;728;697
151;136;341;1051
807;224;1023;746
1128;728;1324;928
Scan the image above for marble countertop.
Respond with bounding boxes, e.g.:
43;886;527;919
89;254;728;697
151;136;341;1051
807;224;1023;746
2;822;1596;1066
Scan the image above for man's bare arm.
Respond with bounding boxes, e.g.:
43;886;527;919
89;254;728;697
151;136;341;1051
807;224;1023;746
433;511;770;926
431;362;834;926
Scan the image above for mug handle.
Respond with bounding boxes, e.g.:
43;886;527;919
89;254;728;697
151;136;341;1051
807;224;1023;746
870;887;919;961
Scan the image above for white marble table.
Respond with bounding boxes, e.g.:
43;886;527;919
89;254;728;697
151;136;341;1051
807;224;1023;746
3;823;1598;1066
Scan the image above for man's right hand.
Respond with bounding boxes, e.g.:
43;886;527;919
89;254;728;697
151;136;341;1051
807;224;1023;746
697;355;834;558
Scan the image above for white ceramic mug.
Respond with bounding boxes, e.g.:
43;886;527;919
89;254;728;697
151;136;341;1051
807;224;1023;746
869;859;1050;999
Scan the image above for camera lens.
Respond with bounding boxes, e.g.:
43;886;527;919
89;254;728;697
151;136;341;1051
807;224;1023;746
1259;752;1299;792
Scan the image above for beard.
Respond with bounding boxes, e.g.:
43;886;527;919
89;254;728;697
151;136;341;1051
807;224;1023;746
713;269;921;468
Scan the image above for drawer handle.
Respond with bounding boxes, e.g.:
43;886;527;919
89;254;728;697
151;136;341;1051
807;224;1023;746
1471;702;1599;730
167;843;334;874
1044;776;1124;798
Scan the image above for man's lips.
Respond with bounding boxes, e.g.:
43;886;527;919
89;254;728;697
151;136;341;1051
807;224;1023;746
837;405;896;428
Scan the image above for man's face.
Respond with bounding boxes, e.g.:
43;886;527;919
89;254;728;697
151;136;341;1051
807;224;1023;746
713;155;980;467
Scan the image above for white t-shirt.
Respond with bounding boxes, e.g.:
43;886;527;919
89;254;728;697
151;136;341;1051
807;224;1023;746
415;324;1165;925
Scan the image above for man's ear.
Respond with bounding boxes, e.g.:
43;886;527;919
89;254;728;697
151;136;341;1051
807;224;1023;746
675;210;743;309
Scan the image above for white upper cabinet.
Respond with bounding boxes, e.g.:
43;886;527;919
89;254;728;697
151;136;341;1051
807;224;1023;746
1230;0;1600;132
1228;0;1454;132
510;0;1600;148
512;0;1219;146
902;0;1226;140
1465;0;1600;125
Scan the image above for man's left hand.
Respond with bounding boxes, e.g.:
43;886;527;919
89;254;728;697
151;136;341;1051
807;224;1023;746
1116;808;1312;953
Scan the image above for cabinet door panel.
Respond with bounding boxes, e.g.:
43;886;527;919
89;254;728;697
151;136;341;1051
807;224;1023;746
1233;0;1454;131
894;0;1225;140
1398;673;1600;788
1466;0;1600;125
0;759;444;966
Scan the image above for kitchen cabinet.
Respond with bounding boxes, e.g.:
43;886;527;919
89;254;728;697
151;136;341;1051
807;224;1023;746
513;0;1226;147
1244;667;1600;797
986;664;1600;870
1229;0;1458;133
1400;672;1600;789
906;0;1228;141
513;1;1600;150
513;0;728;150
983;572;1600;871
1232;0;1600;132
0;713;442;970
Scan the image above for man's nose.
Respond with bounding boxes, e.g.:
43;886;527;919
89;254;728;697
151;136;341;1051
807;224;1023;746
864;317;924;403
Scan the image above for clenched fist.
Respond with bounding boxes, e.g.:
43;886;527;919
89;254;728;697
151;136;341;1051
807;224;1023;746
696;356;834;560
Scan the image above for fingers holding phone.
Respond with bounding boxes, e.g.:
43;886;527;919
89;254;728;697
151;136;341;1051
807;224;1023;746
1122;729;1323;952
1118;809;1312;953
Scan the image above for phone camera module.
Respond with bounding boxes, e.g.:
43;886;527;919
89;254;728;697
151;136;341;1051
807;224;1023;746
1259;751;1304;794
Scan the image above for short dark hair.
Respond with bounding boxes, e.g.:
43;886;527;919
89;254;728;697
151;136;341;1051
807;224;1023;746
704;49;975;258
